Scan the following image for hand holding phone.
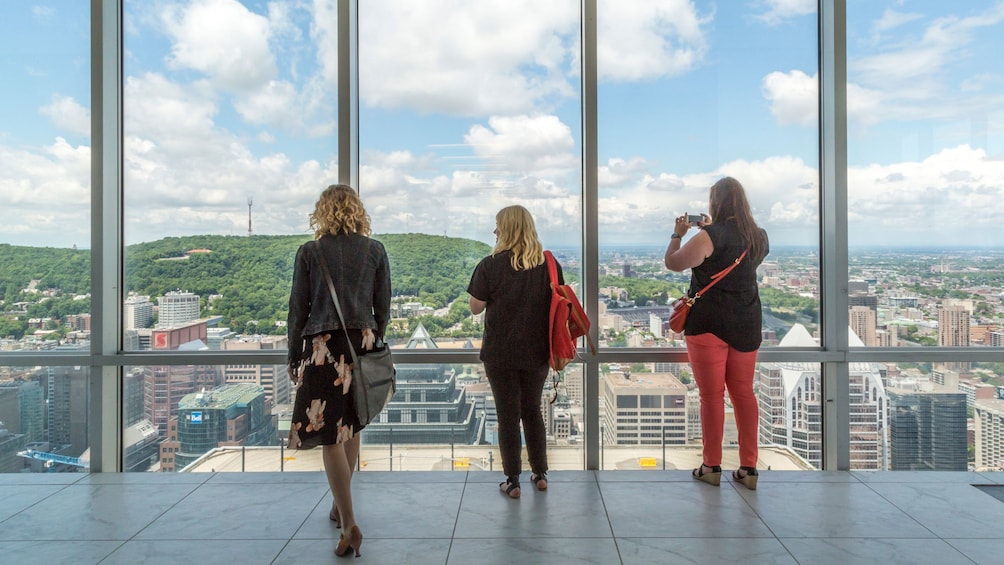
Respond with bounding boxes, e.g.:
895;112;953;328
686;214;704;225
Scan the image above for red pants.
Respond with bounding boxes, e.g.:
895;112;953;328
686;332;759;468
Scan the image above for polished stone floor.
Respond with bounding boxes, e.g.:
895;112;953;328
1;469;1002;564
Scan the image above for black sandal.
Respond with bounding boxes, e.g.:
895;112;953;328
692;463;722;486
531;473;548;491
732;466;758;490
499;476;521;499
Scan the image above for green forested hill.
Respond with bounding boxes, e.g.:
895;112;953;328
2;234;491;335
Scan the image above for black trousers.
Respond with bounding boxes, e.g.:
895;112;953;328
484;362;550;479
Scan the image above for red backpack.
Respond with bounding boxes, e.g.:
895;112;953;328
544;251;596;371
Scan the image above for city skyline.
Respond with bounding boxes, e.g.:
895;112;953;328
1;1;1003;250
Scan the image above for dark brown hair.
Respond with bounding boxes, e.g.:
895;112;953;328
708;176;768;262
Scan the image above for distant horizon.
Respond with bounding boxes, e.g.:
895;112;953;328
6;237;1004;254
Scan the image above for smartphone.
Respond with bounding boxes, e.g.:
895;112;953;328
686;214;704;225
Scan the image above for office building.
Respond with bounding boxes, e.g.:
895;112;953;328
849;305;877;346
221;335;290;405
160;383;276;472
974;397;1004;471
124;295;154;330
599;370;687;446
157;291;200;328
887;381;967;471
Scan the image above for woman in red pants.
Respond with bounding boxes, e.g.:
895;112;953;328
664;177;769;490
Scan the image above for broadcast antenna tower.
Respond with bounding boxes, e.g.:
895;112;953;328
247;196;253;236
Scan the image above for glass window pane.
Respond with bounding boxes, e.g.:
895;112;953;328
358;0;582;347
1;366;90;473
122;1;337;349
130;362;584;472
596;1;820;348
847;1;1004;348
0;2;91;352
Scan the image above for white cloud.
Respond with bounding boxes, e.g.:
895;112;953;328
162;0;277;91
762;70;817;127
869;9;923;43
762;70;911;128
358;0;578;116
464;114;577;176
754;0;816;26
39;95;91;137
847;145;1004;240
597;0;710;81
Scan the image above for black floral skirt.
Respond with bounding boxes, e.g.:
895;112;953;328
288;328;374;449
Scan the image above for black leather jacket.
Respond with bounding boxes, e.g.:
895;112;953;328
287;233;391;365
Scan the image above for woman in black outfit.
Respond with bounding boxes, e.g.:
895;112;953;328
287;184;391;556
663;176;769;490
468;205;561;499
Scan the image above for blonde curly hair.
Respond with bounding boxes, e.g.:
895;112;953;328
492;205;544;270
310;184;371;238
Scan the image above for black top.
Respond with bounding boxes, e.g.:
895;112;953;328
287;234;391;365
685;221;768;352
467;250;563;369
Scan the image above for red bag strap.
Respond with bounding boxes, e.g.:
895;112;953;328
691;249;748;300
544;250;559;288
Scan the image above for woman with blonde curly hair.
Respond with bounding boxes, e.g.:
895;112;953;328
287;184;391;556
467;205;562;498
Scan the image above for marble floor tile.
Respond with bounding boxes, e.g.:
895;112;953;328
0;483;202;541
945;538;1004;565
100;539;286;565
454;480;611;539
864;482;1004;538
618;537;798;564
134;482;327;540
735;482;933;539
602;480;773;538
447;537;621;565
781;537;974;565
0;541;122;564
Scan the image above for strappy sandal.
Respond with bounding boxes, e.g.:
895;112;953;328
531;473;548;491
733;466;758;490
692;463;722;486
499;476;521;499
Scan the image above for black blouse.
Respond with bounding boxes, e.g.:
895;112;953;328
685;221;768;352
467;250;562;369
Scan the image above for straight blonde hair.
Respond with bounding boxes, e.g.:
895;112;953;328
310;184;371;238
492;205;544;270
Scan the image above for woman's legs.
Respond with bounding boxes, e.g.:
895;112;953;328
485;364;522;479
323;440;357;532
686;333;729;467
519;364;550;477
724;347;760;468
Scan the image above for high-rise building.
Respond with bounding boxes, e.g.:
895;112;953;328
599;370;687;446
45;365;89;457
849;305;877;346
938;301;971;347
221;335;290;405
159;383;276;471
157;291;200;328
973;397;1004;471
757;324;887;469
0;382;45;444
887;382;967;471
124;295;154;330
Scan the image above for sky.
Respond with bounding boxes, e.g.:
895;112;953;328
1;0;1003;250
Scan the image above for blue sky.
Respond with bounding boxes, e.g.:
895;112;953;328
1;0;1002;250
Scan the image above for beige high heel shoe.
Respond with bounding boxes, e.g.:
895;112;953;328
334;525;363;557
